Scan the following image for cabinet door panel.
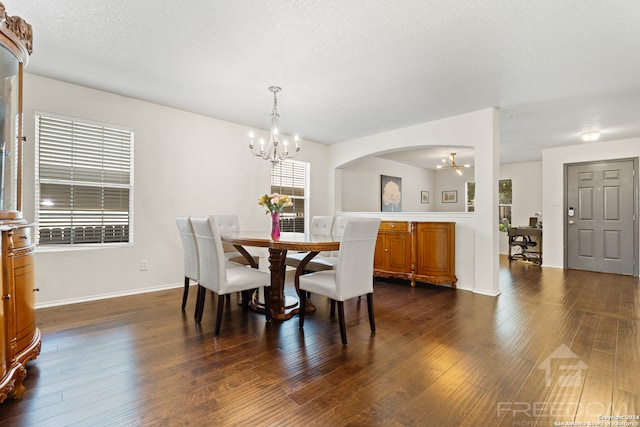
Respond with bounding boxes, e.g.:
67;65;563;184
13;252;35;353
415;223;455;277
387;234;410;271
1;298;5;378
374;235;385;270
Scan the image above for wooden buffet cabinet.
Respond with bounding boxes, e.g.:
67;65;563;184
374;221;456;287
0;4;39;404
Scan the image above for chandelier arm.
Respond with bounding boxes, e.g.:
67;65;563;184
248;86;299;165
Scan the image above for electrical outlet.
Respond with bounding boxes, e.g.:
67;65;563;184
140;259;148;271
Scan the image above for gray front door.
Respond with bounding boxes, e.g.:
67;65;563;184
566;159;636;275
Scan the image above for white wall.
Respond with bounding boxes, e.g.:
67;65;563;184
23;74;331;307
542;138;640;269
433;168;474;212
340;156;435;212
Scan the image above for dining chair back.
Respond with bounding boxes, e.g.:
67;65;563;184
285;216;337;272
309;216;334;236
175;217;199;311
299;218;381;344
213;214;259;268
190;216;271;335
332;216;349;237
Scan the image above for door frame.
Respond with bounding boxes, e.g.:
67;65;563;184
563;157;639;276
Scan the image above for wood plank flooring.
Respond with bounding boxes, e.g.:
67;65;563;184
1;256;639;426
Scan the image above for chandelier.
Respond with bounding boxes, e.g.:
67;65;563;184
437;152;470;175
249;86;299;165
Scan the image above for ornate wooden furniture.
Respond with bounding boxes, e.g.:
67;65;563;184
220;231;340;320
374;221;456;287
0;4;38;404
374;221;412;280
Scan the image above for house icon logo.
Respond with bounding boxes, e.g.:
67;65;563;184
538;344;588;387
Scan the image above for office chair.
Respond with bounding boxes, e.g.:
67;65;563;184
502;218;537;262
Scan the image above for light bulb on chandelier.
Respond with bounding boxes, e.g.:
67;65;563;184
436;152;470;175
248;86;300;165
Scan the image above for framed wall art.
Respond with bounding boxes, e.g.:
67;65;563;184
380;175;402;212
421;191;429;204
442;190;457;203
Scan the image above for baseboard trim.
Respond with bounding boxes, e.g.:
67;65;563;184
35;282;186;309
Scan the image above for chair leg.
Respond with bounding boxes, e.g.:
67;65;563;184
195;285;206;323
299;290;307;328
337;301;347;345
215;293;225;336
366;293;376;333
330;299;336;317
241;290;250;311
182;277;190;311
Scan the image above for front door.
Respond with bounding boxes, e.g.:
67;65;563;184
566;159;637;275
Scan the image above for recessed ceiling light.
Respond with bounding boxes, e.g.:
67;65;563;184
581;131;600;142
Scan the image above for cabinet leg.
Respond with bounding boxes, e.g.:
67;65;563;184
8;382;26;400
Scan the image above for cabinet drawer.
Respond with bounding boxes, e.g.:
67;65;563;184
379;221;408;232
11;227;32;249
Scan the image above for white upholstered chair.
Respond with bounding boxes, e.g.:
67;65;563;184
285;216;335;270
298;218;381;345
190;216;271;335
213;215;260;268
301;215;350;271
175;217;199;312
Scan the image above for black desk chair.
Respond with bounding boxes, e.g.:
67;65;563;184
502;218;538;262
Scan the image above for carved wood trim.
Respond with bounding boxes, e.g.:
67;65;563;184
0;363;26;404
0;2;33;55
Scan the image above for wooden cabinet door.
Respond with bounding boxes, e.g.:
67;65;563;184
13;250;36;357
414;222;456;284
374;221;412;279
386;232;411;272
374;234;386;270
1;292;6;380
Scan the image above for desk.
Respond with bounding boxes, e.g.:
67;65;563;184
220;231;340;320
507;227;542;264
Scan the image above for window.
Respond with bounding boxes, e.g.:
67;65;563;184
498;179;512;225
466;182;475;212
270;160;309;232
465;179;513;226
35;113;134;246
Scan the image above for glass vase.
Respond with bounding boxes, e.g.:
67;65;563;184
270;212;281;240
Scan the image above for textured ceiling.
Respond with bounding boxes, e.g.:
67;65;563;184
7;0;640;165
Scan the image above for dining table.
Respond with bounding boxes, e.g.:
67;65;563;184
219;231;341;320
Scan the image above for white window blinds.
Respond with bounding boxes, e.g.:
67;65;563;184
36;114;133;245
270;160;308;232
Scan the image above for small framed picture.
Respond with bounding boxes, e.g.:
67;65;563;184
442;190;457;203
421;191;429;204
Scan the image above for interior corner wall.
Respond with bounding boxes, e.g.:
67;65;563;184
340;156;435;212
433;168;475;212
22;74;331;307
542;137;640;270
329;108;500;296
498;161;543;254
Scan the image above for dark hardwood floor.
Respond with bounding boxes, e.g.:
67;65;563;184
1;256;639;426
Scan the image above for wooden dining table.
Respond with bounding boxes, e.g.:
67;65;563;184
219;231;341;320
